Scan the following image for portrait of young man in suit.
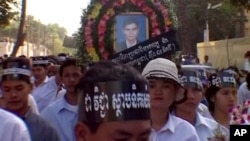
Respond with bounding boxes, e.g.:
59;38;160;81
116;17;141;52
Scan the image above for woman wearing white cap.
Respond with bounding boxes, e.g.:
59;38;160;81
142;58;200;141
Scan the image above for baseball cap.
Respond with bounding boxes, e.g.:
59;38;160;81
142;58;187;104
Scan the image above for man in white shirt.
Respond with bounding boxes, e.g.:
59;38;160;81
31;56;59;112
0;109;31;141
175;69;228;141
142;58;200;141
41;58;83;141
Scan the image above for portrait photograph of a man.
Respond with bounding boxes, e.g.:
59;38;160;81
115;13;148;53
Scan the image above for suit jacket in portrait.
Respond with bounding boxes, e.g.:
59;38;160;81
116;39;141;53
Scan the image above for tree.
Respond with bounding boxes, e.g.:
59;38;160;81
230;0;250;10
0;14;72;55
174;0;240;53
0;0;19;28
11;0;26;57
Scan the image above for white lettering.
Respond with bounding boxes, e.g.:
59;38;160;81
99;92;109;118
189;76;201;84
234;129;247;136
222;76;235;83
84;93;92;112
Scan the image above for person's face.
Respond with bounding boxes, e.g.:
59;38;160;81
62;65;82;93
75;120;151;141
1;80;31;112
47;65;60;77
123;23;139;41
148;78;176;110
212;87;237;114
176;87;203;112
32;66;47;81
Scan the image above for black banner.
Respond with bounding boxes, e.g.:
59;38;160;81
110;30;180;68
78;81;151;123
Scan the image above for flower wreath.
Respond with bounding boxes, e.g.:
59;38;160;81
81;0;175;61
230;100;250;124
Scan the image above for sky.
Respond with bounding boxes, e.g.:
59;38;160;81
26;0;91;35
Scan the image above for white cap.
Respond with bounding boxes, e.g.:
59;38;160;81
142;58;180;84
142;58;186;104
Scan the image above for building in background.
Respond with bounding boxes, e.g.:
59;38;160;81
0;37;51;57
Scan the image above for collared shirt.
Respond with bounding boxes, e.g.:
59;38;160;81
197;103;211;118
203;112;230;140
195;113;229;141
49;77;66;104
23;108;60;141
28;94;39;115
237;82;250;105
32;76;59;112
0;109;31;141
150;114;200;141
41;96;78;141
126;40;137;48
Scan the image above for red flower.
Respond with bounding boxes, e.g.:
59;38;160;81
135;0;143;7
102;51;109;59
101;0;109;5
165;27;170;32
98;36;104;42
99;46;105;53
98;26;106;35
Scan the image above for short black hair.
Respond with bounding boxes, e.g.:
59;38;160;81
205;86;220;112
123;17;138;28
76;60;147;133
59;58;85;77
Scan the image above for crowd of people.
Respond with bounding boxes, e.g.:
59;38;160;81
0;53;249;141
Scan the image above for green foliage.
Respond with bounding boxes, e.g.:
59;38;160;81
75;10;93;65
230;0;250;10
175;0;240;53
0;0;19;28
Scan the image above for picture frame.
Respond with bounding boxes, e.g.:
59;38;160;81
114;12;149;53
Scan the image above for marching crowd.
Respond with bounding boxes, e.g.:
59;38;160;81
0;53;249;141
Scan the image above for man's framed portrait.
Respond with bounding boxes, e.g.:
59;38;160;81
114;13;149;53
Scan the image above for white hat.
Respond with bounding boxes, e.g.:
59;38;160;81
142;58;180;84
142;58;186;104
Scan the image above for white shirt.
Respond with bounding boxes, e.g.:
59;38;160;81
126;40;137;48
32;76;59;112
150;114;200;141
41;96;78;141
0;109;31;141
197;103;211;117
237;82;250;105
243;59;250;72
195;113;229;141
203;113;230;139
28;94;39;115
